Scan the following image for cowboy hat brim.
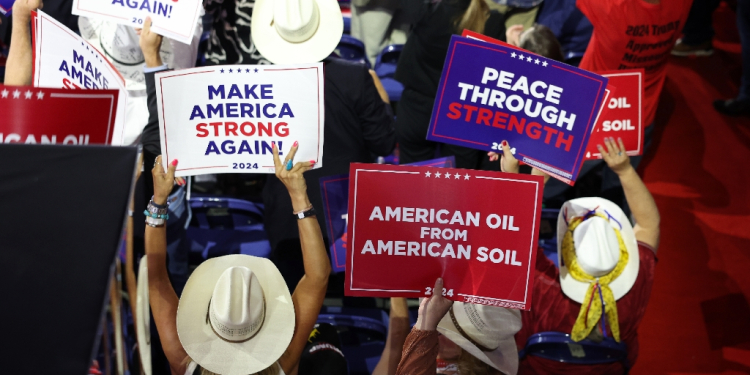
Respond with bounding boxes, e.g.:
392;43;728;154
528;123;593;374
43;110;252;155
136;256;152;375
176;255;295;375
251;0;344;65
436;305;521;375
557;197;640;304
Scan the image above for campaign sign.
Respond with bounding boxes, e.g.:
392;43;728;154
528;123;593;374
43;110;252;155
345;163;543;310
427;35;609;185
32;10;128;145
71;0;201;44
320;157;455;273
0;85;120;144
155;64;325;177
1;0;12;15
584;70;643;160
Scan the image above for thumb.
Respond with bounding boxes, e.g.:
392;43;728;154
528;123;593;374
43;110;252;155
433;277;444;299
501;141;515;161
166;159;178;180
143;17;153;35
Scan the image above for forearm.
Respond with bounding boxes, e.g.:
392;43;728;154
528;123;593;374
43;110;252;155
145;225;178;308
5;13;34;85
619;167;660;230
396;329;439;375
291;192;331;283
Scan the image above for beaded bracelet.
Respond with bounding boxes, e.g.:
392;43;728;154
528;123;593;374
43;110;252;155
150;196;168;209
145;216;166;228
143;210;169;220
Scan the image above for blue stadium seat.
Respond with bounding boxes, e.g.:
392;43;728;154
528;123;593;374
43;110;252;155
186;197;271;263
373;44;404;101
335;35;370;68
317;306;388;375
521;331;630;372
539;208;561;267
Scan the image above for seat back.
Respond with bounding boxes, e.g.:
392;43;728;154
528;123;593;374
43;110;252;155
522;331;629;369
186;197;271;262
317;306;388;375
335;35;370;67
539;208;560;267
374;44;403;78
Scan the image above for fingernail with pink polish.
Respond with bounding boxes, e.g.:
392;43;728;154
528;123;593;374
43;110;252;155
293;141;298;147
171;159;178;166
309;160;316;165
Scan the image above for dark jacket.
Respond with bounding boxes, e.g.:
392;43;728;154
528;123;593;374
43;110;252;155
263;57;396;250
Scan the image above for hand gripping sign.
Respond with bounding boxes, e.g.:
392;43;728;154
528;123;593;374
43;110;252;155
71;0;201;44
320;157;456;274
345;163;544;310
0;85;120;144
155;64;325;177
427;35;609;185
32;10;128;145
584;70;644;160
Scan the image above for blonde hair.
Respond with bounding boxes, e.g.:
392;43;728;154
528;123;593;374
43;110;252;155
183;357;282;375
455;0;490;34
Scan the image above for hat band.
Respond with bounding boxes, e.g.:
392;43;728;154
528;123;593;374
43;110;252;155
274;2;321;43
449;306;496;352
205;297;266;343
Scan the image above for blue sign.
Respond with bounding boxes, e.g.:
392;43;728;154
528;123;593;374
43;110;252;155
319;156;456;273
0;0;13;15
427;36;608;184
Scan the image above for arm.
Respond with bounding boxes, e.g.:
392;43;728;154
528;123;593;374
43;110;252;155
373;298;411;375
369;69;390;104
271;144;331;375
598;137;660;250
4;0;42;85
358;66;397;157
396;278;453;375
146;156;189;375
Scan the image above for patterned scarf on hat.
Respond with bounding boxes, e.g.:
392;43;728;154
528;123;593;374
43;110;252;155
562;212;628;342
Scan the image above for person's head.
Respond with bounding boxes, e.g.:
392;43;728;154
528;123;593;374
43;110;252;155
517;24;564;62
454;0;490;35
557;197;640;342
251;0;344;64
436;302;522;375
176;255;295;375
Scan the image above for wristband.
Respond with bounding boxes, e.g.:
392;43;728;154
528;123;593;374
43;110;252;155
294;206;316;220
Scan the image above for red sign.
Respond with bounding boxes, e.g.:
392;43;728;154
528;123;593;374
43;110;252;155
0;85;120;145
584;70;643;160
344;163;544;310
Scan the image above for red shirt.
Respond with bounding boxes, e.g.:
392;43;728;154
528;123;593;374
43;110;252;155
515;244;657;375
577;0;691;126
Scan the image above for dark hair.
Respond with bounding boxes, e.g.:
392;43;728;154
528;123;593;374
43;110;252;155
519;24;564;62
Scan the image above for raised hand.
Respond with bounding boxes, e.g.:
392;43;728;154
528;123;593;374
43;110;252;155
12;0;43;20
415;278;454;331
151;155;176;205
598;137;632;176
488;140;519;174
272;141;315;211
138;17;163;68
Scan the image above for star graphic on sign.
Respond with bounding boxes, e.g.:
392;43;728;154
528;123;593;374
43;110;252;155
246;68;251;73
1;89;8;98
24;90;32;99
535;58;540;64
464;173;470;180
444;172;451;179
435;171;442;178
13;90;21;99
526;56;533;62
36;91;45;100
454;173;461;179
511;52;516;58
518;54;525;60
220;68;225;73
229;68;233;73
425;170;431;178
254;68;259;73
542;60;548;67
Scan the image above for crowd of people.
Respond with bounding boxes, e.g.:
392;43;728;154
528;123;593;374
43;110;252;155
1;0;744;374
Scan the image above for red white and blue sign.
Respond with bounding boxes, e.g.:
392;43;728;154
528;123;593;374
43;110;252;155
320;157;455;273
427;35;609;185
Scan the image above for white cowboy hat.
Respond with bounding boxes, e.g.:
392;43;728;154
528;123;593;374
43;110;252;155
176;255;294;375
251;0;344;64
136;256;152;375
557;197;640;303
437;302;522;375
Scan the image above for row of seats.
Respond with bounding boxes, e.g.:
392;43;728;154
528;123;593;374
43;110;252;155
335;36;405;101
